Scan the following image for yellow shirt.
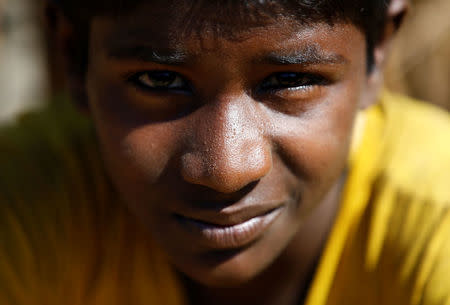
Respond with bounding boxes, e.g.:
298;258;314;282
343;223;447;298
0;92;449;305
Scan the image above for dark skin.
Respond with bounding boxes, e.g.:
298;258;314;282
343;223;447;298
53;1;407;304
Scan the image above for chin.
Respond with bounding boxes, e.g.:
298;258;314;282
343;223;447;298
176;252;265;287
172;230;293;288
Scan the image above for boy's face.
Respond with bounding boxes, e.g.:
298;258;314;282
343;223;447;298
85;2;371;286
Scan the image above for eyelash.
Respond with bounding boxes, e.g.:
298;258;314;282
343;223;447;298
259;72;329;92
128;71;192;93
127;70;328;94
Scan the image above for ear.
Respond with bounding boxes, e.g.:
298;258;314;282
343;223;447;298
360;0;409;109
45;1;90;113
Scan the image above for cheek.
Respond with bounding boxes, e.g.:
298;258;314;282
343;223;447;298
87;79;182;195
110;127;178;183
272;91;359;184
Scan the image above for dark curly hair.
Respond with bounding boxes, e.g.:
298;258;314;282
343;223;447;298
51;0;392;73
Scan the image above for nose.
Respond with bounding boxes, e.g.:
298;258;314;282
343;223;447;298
180;96;272;194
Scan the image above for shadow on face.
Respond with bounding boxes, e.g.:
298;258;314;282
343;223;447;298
83;1;371;287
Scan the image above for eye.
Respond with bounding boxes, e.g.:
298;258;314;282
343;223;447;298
129;71;191;93
260;72;328;91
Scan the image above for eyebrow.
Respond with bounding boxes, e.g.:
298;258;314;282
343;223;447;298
108;45;191;66
257;45;348;66
107;42;347;67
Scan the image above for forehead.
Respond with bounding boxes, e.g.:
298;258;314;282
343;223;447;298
93;0;309;33
93;1;300;46
90;2;365;62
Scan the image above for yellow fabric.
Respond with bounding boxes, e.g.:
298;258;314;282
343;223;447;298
0;92;449;305
0;103;185;305
306;91;450;305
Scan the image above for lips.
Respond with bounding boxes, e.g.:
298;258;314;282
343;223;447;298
174;206;284;249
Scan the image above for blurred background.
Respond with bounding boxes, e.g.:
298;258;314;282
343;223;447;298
0;0;449;123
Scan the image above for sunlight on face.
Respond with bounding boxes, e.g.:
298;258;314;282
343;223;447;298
85;1;369;287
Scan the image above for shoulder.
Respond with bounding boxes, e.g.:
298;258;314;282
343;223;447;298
0;102;184;305
0;100;110;209
0;101;110;301
0;99;115;237
367;92;450;305
378;91;450;204
0;100;96;194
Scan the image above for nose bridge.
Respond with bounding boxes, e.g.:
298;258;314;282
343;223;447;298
215;98;254;156
181;96;272;193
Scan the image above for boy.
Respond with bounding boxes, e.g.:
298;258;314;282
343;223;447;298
1;1;449;304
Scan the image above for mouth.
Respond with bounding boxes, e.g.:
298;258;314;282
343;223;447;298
173;206;285;249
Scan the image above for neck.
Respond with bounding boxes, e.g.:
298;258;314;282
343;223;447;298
182;172;347;305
